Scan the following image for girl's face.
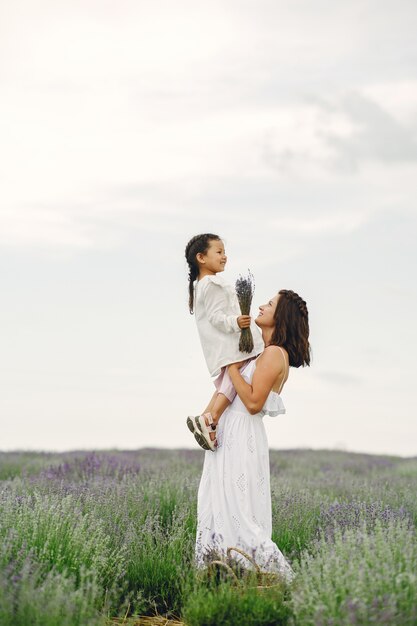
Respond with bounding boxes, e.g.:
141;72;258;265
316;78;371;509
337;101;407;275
256;294;279;328
197;239;227;273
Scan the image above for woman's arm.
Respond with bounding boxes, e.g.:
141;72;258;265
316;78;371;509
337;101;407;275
228;347;284;415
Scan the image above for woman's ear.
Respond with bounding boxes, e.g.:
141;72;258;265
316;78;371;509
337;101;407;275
196;252;205;265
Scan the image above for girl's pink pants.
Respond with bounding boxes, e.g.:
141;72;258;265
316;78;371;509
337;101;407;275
213;357;255;402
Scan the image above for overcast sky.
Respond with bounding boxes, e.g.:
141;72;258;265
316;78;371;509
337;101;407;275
1;0;416;456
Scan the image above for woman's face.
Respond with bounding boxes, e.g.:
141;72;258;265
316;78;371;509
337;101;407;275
255;293;279;328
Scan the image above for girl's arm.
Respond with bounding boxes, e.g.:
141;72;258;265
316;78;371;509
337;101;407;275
203;281;241;333
228;347;283;414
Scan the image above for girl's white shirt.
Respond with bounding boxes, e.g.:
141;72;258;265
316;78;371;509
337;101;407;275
193;274;265;377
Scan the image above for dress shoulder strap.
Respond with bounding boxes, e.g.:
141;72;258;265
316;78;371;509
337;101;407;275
277;346;288;394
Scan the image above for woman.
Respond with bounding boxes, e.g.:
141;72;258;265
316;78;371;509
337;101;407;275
195;289;311;582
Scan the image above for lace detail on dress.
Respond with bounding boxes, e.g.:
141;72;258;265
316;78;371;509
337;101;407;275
215;511;224;528
236;473;247;493
232;514;241;530
257;474;266;496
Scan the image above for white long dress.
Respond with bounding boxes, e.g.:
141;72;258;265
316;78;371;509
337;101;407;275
195;353;295;583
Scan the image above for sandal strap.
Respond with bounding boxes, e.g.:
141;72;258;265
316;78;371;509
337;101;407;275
203;412;214;425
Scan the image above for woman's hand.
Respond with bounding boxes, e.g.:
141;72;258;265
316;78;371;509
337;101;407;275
237;315;251;329
228;360;246;369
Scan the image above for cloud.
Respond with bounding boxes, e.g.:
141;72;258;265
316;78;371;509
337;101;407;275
260;91;417;175
1;1;417;251
0;164;409;250
320;92;417;171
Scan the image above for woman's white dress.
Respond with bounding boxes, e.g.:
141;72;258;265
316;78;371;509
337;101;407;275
195;356;295;583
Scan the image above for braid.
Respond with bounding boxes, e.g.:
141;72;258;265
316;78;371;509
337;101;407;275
279;289;308;319
184;233;220;313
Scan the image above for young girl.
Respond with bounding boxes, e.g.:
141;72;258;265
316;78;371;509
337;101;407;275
185;233;264;451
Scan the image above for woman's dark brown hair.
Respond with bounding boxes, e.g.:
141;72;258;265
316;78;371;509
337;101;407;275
270;289;311;367
185;233;221;314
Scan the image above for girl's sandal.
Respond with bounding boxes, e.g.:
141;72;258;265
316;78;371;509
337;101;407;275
186;415;211;450
195;412;217;452
186;415;198;434
194;431;211;450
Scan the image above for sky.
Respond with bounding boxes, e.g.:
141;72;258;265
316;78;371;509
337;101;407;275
1;0;416;456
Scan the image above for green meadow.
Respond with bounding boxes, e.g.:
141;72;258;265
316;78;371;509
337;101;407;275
0;448;416;625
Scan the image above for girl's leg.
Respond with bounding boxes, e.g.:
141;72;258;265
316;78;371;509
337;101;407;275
200;366;238;435
207;392;230;426
205;358;254;427
198;392;230;443
199;391;221;442
202;390;218;415
188;360;253;448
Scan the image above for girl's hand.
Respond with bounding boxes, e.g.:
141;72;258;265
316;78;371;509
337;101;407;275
237;315;251;329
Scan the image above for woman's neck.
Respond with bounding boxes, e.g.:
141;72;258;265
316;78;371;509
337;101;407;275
261;328;274;347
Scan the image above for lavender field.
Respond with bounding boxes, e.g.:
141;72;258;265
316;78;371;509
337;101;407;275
0;448;416;625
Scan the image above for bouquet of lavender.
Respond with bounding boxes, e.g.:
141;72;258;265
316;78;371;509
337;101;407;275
235;270;255;353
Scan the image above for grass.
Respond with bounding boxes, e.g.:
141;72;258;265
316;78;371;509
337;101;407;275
291;518;417;625
182;580;292;626
0;448;416;625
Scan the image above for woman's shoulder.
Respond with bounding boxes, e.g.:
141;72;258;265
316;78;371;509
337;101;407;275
264;344;287;354
258;345;287;368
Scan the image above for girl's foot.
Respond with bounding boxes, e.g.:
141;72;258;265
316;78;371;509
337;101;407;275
187;415;218;441
194;413;217;451
186;414;217;451
187;415;212;450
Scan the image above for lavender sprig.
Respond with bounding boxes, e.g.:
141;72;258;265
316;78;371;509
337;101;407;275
235;270;255;353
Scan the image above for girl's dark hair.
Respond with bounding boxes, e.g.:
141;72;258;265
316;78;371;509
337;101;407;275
185;233;221;313
270;289;311;367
